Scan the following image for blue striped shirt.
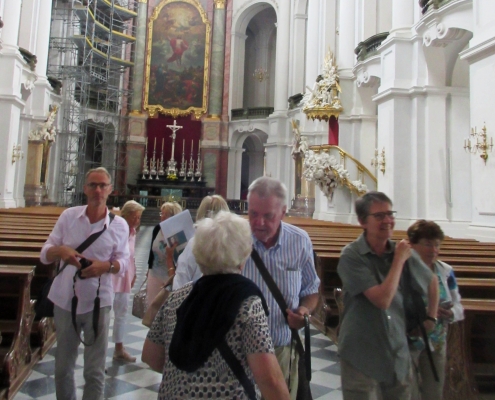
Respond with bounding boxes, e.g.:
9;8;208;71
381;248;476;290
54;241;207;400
242;222;320;346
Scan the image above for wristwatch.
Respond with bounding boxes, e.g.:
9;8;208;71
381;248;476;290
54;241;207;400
425;315;437;323
108;261;115;274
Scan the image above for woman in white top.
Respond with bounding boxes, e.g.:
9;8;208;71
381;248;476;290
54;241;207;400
147;202;182;302
172;195;229;290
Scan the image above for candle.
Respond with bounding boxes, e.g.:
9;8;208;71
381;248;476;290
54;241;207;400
182;139;185;153
191;140;194;156
161;138;164;152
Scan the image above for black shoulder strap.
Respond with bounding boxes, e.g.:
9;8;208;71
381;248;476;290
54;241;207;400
403;264;439;382
70;212;115;347
217;340;256;400
250;248;307;361
56;212;116;276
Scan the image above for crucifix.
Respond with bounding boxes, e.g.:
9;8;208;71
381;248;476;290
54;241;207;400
166;119;183;177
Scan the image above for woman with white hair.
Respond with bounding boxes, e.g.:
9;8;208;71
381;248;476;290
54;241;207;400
172;194;229;290
142;211;290;400
147;201;182;303
112;200;145;362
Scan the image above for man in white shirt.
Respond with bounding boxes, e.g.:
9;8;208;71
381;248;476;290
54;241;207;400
40;167;130;400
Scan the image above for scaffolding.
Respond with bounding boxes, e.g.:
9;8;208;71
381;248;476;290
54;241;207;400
48;0;136;206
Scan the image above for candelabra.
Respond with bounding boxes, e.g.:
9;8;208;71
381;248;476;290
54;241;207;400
371;148;386;174
464;124;493;165
253;67;269;82
141;138;149;179
179;139;187;179
194;145;202;181
187;141;195;181
149;138;157;179
158;138;165;178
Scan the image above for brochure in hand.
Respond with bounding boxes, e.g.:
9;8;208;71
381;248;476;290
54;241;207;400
159;209;195;265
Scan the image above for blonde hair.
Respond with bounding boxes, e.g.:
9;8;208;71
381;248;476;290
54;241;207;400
121;200;145;219
193;211;252;275
161;201;182;218
196;195;229;221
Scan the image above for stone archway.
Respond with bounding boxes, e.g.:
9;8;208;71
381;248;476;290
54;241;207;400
227;128;267;199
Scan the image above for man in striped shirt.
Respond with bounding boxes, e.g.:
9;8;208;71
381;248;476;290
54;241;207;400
242;176;320;399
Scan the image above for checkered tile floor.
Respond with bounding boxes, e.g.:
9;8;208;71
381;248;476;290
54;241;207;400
14;226;343;400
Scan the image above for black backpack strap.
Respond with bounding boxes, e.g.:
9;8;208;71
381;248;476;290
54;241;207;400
217;340;257;400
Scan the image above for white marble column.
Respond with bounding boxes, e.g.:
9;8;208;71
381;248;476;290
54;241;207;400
391;0;414;36
35;0;53;78
0;0;21;52
338;0;356;70
0;0;26;207
273;1;290;113
18;0;39;54
305;0;320;85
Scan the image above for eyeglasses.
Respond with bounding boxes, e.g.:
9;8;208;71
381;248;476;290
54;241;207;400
418;240;441;249
86;182;111;190
368;211;397;221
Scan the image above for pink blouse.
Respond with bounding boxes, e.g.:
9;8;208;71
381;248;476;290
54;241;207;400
112;227;136;293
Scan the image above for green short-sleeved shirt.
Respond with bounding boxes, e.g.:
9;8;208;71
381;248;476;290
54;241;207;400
337;233;433;384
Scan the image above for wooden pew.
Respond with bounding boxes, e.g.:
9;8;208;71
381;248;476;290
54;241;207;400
0;266;38;400
287;218;495;398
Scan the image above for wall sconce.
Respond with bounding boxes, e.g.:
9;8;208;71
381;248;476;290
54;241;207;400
11;144;24;164
371;148;386;175
253;68;269;82
464;124;493;165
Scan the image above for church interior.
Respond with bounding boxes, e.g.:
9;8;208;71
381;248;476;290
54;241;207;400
0;0;495;399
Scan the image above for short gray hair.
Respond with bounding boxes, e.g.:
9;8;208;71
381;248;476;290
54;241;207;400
196;195;229;221
193;211;252;275
121;200;145;219
355;191;392;223
247;176;287;206
85;167;111;183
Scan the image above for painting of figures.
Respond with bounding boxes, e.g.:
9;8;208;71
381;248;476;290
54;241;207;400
145;0;210;118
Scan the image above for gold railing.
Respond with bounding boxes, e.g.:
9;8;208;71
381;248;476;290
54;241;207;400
308;145;377;196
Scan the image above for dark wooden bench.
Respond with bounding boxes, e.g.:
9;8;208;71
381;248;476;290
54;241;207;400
0;266;40;400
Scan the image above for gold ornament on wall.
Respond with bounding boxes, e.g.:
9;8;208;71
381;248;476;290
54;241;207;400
464;123;493;165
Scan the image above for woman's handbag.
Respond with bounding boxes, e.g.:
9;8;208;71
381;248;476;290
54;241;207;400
132;278;148;319
142;275;174;327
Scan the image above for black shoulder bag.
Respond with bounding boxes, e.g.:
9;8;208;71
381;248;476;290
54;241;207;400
35;213;115;320
251;248;312;400
402;264;439;382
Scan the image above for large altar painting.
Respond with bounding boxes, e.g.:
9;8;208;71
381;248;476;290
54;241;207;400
144;0;210;119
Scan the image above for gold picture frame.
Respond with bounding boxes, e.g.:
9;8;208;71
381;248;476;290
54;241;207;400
144;0;210;119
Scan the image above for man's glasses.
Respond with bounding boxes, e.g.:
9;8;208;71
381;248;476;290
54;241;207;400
368;211;397;221
418;240;441;249
86;182;111;190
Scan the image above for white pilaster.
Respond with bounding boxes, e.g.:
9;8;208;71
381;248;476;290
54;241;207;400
391;0;414;37
18;0;39;54
273;1;290;113
338;0;357;70
0;0;22;52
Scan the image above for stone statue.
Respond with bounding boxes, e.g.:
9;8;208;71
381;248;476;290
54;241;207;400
29;105;59;142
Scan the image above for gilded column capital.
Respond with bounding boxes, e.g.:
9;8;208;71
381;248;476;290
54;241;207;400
138;0;148;3
214;0;226;9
